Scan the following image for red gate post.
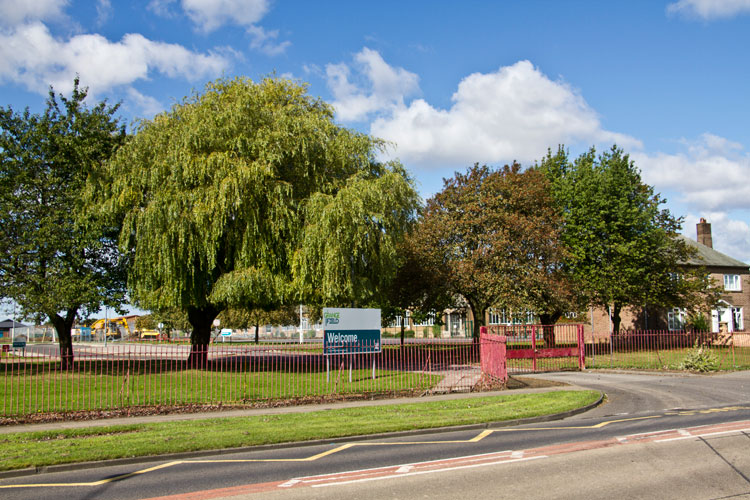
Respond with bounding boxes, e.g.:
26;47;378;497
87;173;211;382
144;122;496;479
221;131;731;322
480;326;508;383
577;324;586;370
531;325;537;372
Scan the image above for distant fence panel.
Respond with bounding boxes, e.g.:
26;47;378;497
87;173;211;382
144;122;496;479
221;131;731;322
586;330;750;371
0;340;483;418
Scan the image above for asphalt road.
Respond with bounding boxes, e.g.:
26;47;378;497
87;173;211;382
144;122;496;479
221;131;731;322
1;370;749;500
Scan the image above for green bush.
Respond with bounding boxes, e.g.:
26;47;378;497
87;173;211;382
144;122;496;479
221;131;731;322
431;324;442;338
686;312;711;332
678;341;719;372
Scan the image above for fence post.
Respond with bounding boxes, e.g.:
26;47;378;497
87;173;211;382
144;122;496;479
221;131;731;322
577;325;586;370
531;325;537;372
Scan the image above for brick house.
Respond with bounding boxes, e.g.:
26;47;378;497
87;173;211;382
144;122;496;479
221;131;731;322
585;218;750;338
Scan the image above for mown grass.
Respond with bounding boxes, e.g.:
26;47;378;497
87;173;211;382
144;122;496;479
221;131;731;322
586;346;750;371
0;390;600;471
503;345;750;373
1;367;440;416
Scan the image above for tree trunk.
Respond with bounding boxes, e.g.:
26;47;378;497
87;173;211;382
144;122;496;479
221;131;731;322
538;312;562;348
254;324;259;344
186;305;220;369
49;309;77;371
466;301;483;345
611;302;622;334
400;321;405;347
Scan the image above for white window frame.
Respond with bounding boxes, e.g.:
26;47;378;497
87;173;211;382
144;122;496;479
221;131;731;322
732;307;743;332
667;308;686;331
488;308;511;325
724;274;742;291
414;312;436;327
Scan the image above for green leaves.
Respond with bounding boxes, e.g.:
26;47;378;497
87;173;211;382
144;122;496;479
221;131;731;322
102;77;419;331
294;163;419;307
412;162;570;337
0;79;127;331
541;145;713;331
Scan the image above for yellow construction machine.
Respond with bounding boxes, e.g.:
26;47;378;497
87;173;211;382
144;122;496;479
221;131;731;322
90;317;134;340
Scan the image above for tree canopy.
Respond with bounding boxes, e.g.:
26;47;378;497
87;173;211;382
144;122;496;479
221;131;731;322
413;163;569;340
540;145;718;332
101;77;419;364
0;79;127;368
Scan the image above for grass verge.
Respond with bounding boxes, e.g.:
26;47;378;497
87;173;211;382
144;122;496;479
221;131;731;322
0;390;599;471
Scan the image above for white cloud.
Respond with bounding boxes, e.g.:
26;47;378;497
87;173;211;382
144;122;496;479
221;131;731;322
0;22;230;96
633;133;750;261
683;213;750;264
147;0;176;18
96;0;113;26
326;47;420;122
0;0;68;26
125;87;165;118
246;25;290;56
667;0;750;19
181;0;270;32
151;0;288;55
367;59;638;168
634;133;750;212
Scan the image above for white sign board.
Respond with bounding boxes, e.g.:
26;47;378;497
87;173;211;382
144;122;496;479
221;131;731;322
323;308;381;355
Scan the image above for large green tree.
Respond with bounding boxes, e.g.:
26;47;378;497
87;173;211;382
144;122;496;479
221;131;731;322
0;80;127;368
101;77;418;365
415;163;569;341
541;146;717;333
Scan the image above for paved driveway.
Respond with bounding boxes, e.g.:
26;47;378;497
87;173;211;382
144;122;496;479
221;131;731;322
527;369;750;418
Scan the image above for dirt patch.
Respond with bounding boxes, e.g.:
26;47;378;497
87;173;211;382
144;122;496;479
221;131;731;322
506;375;569;389
0;391;424;426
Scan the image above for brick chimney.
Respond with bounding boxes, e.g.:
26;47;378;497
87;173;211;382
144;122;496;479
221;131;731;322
697;217;713;248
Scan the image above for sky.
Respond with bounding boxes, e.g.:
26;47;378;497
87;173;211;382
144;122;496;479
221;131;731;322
2;0;750;319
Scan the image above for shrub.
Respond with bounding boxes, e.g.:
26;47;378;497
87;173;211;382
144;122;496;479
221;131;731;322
685;312;711;332
431;324;442;338
678;341;719;372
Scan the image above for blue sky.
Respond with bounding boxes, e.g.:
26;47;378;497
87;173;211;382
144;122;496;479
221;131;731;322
2;0;750;269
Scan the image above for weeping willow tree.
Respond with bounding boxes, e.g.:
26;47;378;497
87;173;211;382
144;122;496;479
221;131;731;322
100;77;419;366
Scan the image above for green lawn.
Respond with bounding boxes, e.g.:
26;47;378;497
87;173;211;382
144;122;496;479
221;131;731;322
586;346;750;371
1;363;440;416
0;390;600;471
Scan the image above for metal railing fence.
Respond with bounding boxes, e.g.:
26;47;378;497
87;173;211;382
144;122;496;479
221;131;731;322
586;330;750;371
1;340;480;417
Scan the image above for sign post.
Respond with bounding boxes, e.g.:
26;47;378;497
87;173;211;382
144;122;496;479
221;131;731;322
323;308;381;382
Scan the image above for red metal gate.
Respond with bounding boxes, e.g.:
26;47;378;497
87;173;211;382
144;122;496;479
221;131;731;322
487;324;585;373
479;329;508;383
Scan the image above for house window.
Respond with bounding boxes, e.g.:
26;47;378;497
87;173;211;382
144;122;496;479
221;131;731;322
488;308;510;325
513;310;535;325
724;274;742;291
389;312;411;328
667;308;686;331
732;307;743;332
414;313;436;327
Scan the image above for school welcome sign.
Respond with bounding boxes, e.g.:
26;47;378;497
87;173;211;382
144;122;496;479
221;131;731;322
323;308;381;355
